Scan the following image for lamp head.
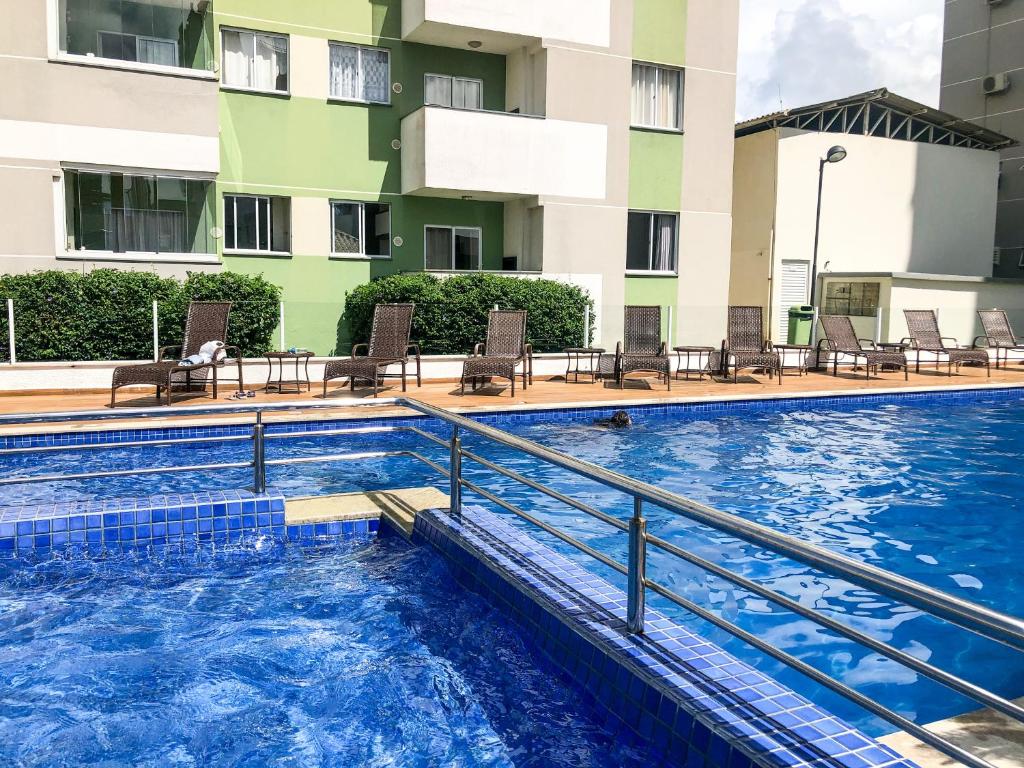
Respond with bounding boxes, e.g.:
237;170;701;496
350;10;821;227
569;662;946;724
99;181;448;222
825;145;848;164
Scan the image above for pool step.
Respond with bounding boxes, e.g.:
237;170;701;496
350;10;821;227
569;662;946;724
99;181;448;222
879;697;1024;768
285;487;449;540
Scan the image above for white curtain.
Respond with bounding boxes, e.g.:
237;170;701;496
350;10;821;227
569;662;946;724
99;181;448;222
362;48;389;103
658;69;681;130
631;63;657;127
139;37;178;67
453;78;482;110
254;34;287;91
425;227;453;270
330;44;360;99
425;74;452;106
652;214;676;271
222;29;253;88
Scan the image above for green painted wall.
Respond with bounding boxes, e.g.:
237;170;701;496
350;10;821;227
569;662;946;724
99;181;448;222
628;129;683;210
625;276;679;307
213;1;508;354
632;0;687;66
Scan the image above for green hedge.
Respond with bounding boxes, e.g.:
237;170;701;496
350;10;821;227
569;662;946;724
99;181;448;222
0;269;280;362
341;273;594;355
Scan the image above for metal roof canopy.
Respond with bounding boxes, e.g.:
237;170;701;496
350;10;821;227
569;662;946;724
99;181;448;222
736;88;1017;151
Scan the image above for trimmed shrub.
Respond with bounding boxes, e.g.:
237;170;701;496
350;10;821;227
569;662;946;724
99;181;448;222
341;273;594;355
0;270;280;362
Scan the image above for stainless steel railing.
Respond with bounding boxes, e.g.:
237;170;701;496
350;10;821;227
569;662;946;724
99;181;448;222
0;397;1021;767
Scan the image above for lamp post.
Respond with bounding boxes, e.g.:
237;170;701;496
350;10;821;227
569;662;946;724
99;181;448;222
809;145;847;308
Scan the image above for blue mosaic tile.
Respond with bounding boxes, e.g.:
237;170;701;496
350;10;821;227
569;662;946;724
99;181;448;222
413;504;916;768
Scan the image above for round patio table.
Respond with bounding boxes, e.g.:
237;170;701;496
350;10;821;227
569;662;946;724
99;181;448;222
564;347;606;383
265;351;315;394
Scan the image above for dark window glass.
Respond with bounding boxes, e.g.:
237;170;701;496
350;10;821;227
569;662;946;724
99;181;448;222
626;212;651;271
454;229;480;270
363;203;390;257
824;282;880;317
233;196;258;251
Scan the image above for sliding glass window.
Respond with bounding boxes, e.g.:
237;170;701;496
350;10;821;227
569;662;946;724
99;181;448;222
223;194;291;254
331;201;391;258
64;170;213;256
58;0;212;70
222;29;289;93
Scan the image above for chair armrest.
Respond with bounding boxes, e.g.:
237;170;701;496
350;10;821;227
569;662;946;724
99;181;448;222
221;345;242;361
615;341;623;358
407;343;421;361
900;337;918;349
973;335;991;349
351;343;368;358
472;342;485;356
523;342;533;358
658;341;667;356
858;338;878;350
762;339;773;352
940;336;960;349
158;345;182;360
816;338;834;353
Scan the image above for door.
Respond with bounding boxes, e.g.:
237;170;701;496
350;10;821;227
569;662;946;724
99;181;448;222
777;260;810;340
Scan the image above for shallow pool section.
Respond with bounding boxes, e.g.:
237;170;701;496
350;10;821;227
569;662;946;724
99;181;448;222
0;536;653;767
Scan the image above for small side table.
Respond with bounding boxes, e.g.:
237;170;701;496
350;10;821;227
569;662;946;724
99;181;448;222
672;346;716;381
876;342;910;371
564;347;605;383
266;351;314;394
773;344;812;377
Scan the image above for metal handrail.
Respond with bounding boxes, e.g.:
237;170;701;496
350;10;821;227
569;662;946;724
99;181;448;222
0;397;1022;767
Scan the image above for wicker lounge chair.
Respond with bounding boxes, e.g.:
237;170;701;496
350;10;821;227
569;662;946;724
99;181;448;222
903;309;990;377
323;303;420;398
460;310;532;396
975;309;1024;370
110;301;242;407
716;306;781;384
819;315;908;380
616;306;670;390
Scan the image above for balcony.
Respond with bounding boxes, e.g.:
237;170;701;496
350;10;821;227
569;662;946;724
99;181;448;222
401;106;607;201
401;0;611;53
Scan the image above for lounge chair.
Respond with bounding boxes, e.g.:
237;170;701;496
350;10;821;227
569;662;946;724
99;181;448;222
903;309;990;377
110;301;242;407
324;303;420;398
616;305;670;390
460;310;532;396
717;306;781;384
975;309;1024;370
819;315;908;380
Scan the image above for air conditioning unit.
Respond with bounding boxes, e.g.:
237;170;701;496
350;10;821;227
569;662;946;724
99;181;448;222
994;247;1002;266
983;73;1011;95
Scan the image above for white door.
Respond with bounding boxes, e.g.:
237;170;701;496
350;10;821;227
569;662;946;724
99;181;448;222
777;260;810;340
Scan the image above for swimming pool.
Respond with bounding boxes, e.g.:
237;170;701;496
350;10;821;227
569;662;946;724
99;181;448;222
3;388;1023;735
0;535;653;766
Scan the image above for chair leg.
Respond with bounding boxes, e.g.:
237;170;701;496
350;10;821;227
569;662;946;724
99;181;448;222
237;359;244;394
987;359;991;378
401;362;407;392
165;374;173;406
373;373;379;398
511;373;515;397
110;387;117;408
212;368;219;400
323;379;329;398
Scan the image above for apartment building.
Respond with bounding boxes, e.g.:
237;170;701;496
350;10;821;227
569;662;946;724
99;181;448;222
0;0;739;354
941;0;1024;276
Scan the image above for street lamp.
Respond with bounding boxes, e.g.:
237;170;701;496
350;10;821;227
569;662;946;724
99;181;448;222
809;145;847;308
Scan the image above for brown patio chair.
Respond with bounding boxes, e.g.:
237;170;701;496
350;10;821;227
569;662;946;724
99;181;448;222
460;310;532;396
323;303;420;398
975;309;1024;370
819;315;908;380
903;309;990;377
110;301;242;407
615;305;670;390
716;306;781;385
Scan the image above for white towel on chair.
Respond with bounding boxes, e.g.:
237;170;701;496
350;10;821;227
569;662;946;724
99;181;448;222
180;341;226;366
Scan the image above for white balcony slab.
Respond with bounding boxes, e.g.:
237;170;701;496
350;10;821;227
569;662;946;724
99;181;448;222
401;107;607;201
402;0;611;52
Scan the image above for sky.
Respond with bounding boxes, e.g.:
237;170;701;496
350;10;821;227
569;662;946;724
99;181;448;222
736;0;945;121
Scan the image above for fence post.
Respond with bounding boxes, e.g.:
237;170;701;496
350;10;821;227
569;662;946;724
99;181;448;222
583;305;590;347
810;305;820;348
152;300;160;362
874;308;883;344
6;299;14;365
279;301;286;351
252;414;266;494
666;305;674;349
627;496;647;634
449;425;461;516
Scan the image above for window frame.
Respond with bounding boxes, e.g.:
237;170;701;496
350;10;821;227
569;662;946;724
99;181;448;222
625;209;679;275
223;193;291;256
423;72;484;110
423;225;483;271
630;61;684;132
328;42;392;105
822;281;881;317
220;26;291;96
329;200;392;260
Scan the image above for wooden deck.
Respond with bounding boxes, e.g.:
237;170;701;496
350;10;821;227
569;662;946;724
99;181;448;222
0;365;1019;424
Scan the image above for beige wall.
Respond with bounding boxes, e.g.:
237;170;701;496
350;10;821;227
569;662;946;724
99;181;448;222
729;130;777;309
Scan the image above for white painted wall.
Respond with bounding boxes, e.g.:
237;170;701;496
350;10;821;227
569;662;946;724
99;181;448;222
403;0;611;50
402;107;607;200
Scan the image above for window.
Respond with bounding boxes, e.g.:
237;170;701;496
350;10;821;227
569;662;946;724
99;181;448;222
64;170;213;255
58;0;211;70
631;62;683;130
329;43;391;103
424;74;483;110
823;282;880;317
221;29;289;93
331;201;391;258
224;194;291;253
626;211;677;273
424;226;482;270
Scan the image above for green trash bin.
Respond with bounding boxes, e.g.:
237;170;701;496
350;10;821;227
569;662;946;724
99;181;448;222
787;305;815;345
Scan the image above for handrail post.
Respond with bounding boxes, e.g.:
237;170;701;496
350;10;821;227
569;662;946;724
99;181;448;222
252;413;266;494
627;496;646;634
7;298;15;365
450;424;461;516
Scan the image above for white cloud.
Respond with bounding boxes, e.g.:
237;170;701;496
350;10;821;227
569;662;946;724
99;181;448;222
737;0;944;121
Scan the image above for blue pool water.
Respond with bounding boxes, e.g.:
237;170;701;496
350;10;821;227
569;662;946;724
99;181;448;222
0;536;651;767
4;390;1024;734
